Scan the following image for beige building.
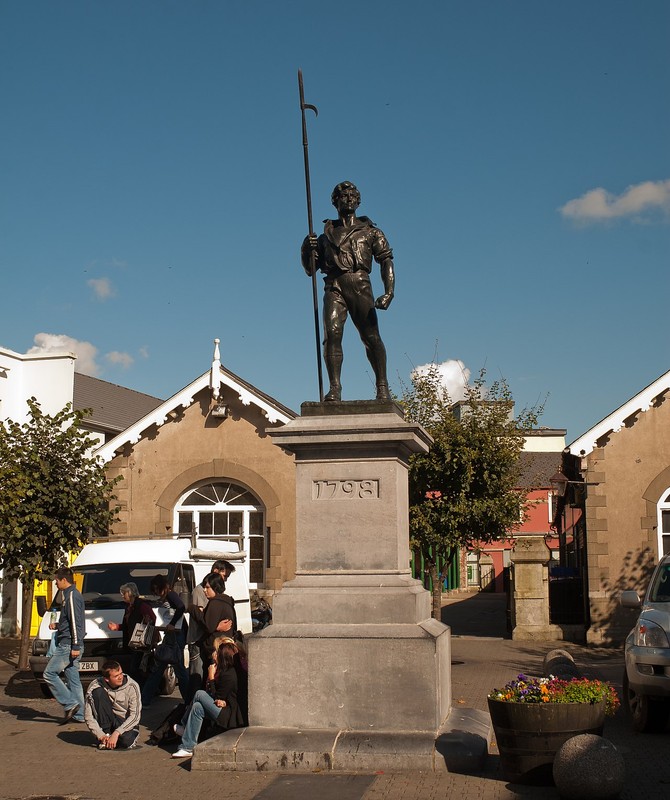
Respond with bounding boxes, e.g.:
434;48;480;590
557;369;670;645
95;341;297;594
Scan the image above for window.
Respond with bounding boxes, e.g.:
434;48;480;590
658;490;670;557
174;481;266;588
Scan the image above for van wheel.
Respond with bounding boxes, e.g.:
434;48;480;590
160;665;176;697
40;683;53;698
623;670;670;732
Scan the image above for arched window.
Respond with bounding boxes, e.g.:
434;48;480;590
174;481;266;588
657;489;670;557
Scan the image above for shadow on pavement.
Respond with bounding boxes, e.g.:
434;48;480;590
3;669;44;699
441;591;509;638
58;729;96;748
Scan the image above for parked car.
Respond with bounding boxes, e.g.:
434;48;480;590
620;554;670;732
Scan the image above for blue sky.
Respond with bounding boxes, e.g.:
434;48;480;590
2;1;668;441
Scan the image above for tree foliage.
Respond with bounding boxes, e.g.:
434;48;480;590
0;398;120;666
401;365;542;617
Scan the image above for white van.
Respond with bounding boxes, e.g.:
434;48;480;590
30;536;251;696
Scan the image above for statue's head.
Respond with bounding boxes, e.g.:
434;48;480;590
331;181;361;209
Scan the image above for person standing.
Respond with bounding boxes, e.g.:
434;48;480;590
107;582;156;683
186;560;236;689
43;566;86;724
141;575;190;706
84;660;142;750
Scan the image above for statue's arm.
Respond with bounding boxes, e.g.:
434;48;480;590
375;257;395;310
373;229;394;310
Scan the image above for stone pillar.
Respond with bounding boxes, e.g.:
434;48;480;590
510;534;562;640
246;402;451;732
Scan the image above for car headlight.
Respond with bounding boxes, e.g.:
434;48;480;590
32;639;50;656
634;618;670;648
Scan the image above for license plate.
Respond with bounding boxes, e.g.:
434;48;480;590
79;661;97;672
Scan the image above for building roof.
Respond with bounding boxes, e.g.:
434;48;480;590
517;451;563;489
73;373;163;435
568;368;670;456
93;358;297;463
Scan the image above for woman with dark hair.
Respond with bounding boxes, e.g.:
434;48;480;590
108;582;156;682
172;642;243;758
188;572;237;667
141;575;190;706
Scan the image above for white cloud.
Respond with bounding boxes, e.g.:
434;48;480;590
139;345;149;359
105;351;134;369
413;359;471;403
28;333;100;376
87;277;115;300
559;179;670;223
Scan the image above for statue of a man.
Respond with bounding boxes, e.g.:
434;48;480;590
301;181;395;402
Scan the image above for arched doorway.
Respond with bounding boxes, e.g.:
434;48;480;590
174;481;266;588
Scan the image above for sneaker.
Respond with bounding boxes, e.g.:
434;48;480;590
172;748;193;758
173;723;185;737
60;703;80;724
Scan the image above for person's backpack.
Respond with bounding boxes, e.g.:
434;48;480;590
147;702;186;746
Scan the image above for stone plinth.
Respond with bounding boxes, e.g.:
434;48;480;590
510;534;562;640
191;404;475;772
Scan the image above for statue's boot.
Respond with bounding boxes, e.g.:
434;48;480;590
325;383;341;402
324;345;343;401
376;382;391;401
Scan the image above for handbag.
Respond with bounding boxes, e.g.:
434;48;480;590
129;621;155;650
154;631;181;664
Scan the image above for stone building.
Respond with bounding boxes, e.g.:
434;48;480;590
95;341;297;593
556;369;670;645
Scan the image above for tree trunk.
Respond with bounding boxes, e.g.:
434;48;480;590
426;562;442;620
18;578;35;671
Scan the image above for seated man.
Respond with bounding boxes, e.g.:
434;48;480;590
84;660;142;750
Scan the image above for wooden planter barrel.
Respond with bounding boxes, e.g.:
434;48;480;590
488;698;606;784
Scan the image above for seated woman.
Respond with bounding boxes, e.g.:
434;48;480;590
212;635;248;726
172;642;243;758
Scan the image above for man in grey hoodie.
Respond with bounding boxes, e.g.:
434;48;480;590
84;660;142;749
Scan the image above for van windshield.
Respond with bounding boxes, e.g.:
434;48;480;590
73;563;173;608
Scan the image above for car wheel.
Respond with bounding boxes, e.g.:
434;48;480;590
39;683;53;698
623;670;670;733
159;664;176;696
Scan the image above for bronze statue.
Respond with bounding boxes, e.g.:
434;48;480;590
301;181;395;402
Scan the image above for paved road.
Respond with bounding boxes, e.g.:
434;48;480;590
1;592;668;800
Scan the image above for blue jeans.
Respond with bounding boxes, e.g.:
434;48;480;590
141;629;189;706
181;689;220;751
43;642;85;721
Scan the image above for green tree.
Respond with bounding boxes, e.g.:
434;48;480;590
402;365;542;619
0;398;120;669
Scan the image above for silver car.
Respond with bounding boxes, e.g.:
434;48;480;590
621;554;670;732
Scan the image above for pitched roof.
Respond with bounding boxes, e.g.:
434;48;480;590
568;368;670;456
73;373;164;434
94;363;297;463
517;451;563;489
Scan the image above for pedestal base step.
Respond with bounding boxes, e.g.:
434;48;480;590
191;708;490;774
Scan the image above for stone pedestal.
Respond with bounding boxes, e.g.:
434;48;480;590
191;402;476;772
510;534;562;640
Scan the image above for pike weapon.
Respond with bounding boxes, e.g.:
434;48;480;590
298;69;324;402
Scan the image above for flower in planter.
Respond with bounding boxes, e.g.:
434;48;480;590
489;674;619;716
